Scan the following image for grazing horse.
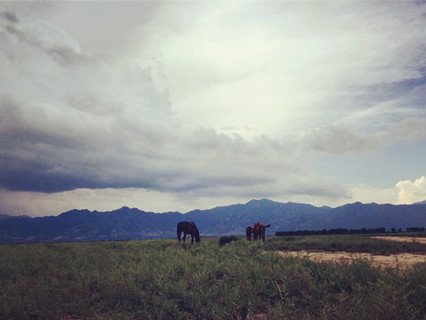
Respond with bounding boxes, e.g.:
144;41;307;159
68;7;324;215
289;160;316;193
253;222;271;241
246;226;253;241
177;221;201;243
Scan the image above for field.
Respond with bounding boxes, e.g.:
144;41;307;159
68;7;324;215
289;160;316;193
0;235;425;320
270;235;426;269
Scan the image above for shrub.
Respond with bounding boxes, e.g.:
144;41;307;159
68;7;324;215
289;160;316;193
218;236;239;246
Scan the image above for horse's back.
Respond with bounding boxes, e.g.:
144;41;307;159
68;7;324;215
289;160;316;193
178;221;196;231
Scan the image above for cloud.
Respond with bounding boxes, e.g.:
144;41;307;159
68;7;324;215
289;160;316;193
0;91;348;202
136;1;426;137
1;2;426;215
0;188;188;216
396;176;426;204
301;117;426;156
1;9;92;65
1;10;18;23
348;184;398;205
64;93;122;116
303;125;380;155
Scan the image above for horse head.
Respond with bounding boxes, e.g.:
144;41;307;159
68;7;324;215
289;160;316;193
191;221;201;243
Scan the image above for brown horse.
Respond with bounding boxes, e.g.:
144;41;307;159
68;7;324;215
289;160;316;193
253;222;270;241
177;221;201;243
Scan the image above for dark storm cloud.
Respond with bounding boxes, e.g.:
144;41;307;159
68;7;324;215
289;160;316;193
0;94;162;192
0;96;80;150
1;10;18;23
0;155;99;192
0;94;307;196
0;94;270;194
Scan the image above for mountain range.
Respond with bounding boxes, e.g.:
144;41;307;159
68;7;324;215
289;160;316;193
0;199;425;243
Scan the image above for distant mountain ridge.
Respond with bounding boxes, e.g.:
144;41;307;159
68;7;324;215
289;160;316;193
0;214;14;221
0;199;425;243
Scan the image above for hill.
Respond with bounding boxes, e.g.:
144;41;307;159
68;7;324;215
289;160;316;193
0;199;425;242
0;214;13;221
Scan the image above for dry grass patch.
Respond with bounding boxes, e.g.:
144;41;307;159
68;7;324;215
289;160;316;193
278;250;426;268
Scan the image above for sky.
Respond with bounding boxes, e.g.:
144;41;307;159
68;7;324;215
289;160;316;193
0;1;425;216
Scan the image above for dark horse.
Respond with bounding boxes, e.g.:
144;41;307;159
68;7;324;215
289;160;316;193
246;226;253;241
252;222;270;241
177;221;201;243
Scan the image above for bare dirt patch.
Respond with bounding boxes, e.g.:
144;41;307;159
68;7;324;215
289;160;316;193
278;250;426;268
371;236;426;245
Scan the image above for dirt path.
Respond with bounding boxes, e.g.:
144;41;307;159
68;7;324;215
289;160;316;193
277;250;426;268
371;236;426;245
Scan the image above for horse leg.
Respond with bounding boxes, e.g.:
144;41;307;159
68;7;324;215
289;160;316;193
183;232;187;242
191;233;194;244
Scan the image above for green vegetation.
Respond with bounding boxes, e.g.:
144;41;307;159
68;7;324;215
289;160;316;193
265;234;426;255
0;238;425;319
218;236;239;246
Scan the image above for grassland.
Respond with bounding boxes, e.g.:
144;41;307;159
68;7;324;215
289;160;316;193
0;236;425;319
266;234;426;255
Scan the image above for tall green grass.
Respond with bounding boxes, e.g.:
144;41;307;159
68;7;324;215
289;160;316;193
0;239;424;319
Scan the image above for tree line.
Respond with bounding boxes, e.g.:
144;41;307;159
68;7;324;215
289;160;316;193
275;227;425;236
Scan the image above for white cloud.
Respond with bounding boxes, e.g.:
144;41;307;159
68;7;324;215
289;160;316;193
133;1;426;137
396;176;426;204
